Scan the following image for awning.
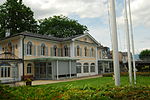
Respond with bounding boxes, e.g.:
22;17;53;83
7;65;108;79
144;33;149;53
28;57;79;62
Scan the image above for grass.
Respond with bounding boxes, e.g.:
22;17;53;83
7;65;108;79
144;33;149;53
1;76;150;100
35;76;150;88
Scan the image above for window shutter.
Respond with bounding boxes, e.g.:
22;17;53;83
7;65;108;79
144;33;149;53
94;49;96;57
74;47;76;56
80;48;82;56
58;48;61;56
50;47;53;56
24;44;27;56
61;48;63;56
33;45;36;56
68;47;70;57
37;46;41;56
46;47;48;56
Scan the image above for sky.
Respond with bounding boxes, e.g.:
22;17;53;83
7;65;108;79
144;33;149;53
0;0;150;54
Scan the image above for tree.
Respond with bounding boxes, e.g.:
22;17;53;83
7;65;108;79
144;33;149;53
38;15;88;38
0;0;38;38
139;49;150;60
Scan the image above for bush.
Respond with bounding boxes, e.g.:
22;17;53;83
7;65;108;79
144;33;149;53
102;72;150;77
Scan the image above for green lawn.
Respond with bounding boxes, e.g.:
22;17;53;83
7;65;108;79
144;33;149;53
1;76;150;100
35;76;150;88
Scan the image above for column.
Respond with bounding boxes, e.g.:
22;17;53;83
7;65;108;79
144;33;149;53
69;60;71;78
56;60;59;80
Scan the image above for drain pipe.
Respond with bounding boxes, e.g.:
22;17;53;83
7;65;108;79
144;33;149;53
22;36;25;80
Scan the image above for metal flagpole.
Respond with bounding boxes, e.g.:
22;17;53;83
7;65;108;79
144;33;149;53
109;0;120;86
128;0;136;85
124;0;133;85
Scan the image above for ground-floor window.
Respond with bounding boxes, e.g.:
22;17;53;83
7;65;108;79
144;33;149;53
83;63;89;73
90;63;95;72
27;63;32;74
0;66;10;78
76;63;81;73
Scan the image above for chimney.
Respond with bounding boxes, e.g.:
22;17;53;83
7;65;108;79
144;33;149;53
5;29;10;37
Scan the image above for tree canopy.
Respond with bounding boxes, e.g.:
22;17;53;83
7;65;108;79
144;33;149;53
38;15;88;38
139;49;150;60
0;0;38;38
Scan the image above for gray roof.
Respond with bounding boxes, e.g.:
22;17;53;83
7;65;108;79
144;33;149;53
1;31;83;42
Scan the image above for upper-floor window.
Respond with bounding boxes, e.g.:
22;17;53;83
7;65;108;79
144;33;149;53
77;45;80;56
84;47;87;56
41;43;45;56
54;45;57;56
8;42;12;53
91;48;94;57
64;45;68;56
27;42;32;55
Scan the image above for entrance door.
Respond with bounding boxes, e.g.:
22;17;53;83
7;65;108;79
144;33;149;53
40;63;46;79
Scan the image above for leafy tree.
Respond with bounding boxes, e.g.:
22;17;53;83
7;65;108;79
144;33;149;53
0;0;38;38
139;49;150;60
38;15;88;38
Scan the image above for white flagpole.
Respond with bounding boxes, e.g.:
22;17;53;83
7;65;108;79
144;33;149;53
128;0;136;85
124;0;133;85
109;0;120;86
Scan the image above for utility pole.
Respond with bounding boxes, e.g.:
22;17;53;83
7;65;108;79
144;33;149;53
109;0;120;86
128;0;136;85
124;0;133;85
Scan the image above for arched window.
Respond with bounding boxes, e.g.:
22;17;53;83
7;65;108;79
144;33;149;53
8;42;12;53
90;63;95;72
84;47;87;56
83;63;89;73
91;48;94;57
27;63;32;74
54;45;57;56
76;63;82;73
77;45;80;56
27;42;32;55
64;45;68;56
41;43;45;56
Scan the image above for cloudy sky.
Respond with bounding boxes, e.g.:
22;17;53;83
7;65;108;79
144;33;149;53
0;0;150;54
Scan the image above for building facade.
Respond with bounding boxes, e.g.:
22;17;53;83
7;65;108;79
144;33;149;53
0;32;109;83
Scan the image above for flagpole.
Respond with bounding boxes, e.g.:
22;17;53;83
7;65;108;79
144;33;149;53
128;0;136;85
109;0;120;86
124;0;133;85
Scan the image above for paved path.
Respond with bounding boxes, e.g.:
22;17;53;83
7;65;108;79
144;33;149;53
15;75;102;86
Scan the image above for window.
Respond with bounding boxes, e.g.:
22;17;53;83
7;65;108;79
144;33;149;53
64;45;68;56
0;63;11;78
27;63;32;74
84;47;87;56
76;63;81;73
83;63;89;73
41;43;45;56
77;45;80;56
27;42;32;55
54;45;57;56
91;48;94;57
90;63;95;72
8;42;12;53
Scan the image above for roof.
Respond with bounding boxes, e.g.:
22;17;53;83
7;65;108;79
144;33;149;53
29;57;79;62
1;31;83;42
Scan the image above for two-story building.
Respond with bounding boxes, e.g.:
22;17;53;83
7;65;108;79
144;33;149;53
0;32;103;83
